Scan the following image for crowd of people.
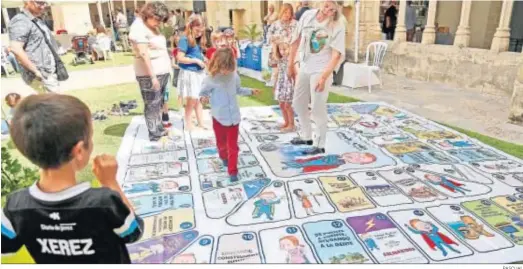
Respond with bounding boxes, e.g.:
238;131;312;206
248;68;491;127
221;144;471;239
1;0;347;264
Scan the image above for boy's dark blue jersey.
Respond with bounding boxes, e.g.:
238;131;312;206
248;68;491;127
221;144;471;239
1;182;143;264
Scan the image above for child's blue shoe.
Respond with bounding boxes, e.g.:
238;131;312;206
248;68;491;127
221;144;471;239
222;159;228;167
230;175;239;182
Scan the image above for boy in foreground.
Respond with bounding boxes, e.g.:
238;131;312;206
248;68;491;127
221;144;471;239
1;94;143;263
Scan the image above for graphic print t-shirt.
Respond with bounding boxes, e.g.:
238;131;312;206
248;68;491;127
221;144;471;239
291;9;346;74
1;182;144;264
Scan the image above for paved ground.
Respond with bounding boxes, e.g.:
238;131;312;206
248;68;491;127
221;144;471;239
3;66;522;144
1;65;135;98
331;73;523;145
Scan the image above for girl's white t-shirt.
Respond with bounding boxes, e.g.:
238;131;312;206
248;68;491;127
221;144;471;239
129;18;171;76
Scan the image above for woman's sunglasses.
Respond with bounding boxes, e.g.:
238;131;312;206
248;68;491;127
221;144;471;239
34;1;49;7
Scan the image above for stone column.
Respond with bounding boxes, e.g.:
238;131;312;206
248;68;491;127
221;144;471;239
454;0;472;47
394;0;407;42
421;0;438;44
374;0;382;38
2;8;10;26
509;56;523;125
122;0;127;15
491;0;515;52
97;0;104;26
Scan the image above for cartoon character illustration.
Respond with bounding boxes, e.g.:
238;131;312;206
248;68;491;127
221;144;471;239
361;233;379;251
408;186;438;198
124;180;180;194
406;219;461;257
424;174;470;195
279;144;309;160
252;191;281;220
292;189;323;216
457;216;494;240
438;140;475;148
283;153;377;173
197;148;218;157
512;215;523;228
130;244;165;263
279;236;310;264
310;29;328;53
172;253;197;264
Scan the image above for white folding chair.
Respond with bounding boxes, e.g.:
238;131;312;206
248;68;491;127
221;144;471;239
100;37;113;61
364;41;388;93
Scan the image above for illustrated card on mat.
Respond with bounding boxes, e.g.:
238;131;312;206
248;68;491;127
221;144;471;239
259;226;317;264
490;194;523;216
426;204;514;253
202;178;270;219
197;154;259;174
123;176;191;197
258;131;396;178
302;220;373;264
195;144;251;159
140;210;196;241
318;176;375;212
170;235;214;264
215;232;262;263
388;209;473;261
378;169;447;203
349;171;413;207
128;230;199;263
461;199;523;245
129;151;188;166
130;192;194;216
226;180;291;226
199;166;266;190
125;162;189;182
408;169;491;198
346;213;428;263
287;178;335;218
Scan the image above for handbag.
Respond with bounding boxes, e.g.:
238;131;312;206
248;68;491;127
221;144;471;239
31;19;69;81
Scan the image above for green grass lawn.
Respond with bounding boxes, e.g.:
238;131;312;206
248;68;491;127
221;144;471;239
2;75;523;264
1;52;134;78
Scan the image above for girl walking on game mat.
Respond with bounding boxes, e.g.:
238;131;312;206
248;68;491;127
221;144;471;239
177;14;207;131
199;48;260;182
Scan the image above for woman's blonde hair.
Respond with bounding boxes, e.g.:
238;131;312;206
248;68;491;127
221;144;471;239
279;3;294;20
208;47;236;77
331;1;345;24
184;14;208;48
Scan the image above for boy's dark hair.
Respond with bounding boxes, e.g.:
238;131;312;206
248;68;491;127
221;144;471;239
10;94;92;169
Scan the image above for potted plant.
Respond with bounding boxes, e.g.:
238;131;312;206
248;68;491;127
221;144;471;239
238;24;262;42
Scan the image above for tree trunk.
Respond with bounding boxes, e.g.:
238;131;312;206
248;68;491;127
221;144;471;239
509;60;523;126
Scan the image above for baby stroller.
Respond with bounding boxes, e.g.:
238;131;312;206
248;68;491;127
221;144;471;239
71;36;94;66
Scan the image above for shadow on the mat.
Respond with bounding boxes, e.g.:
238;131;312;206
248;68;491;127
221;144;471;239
104;123;129;137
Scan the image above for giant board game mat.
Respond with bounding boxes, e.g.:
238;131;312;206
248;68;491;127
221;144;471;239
116;103;523;264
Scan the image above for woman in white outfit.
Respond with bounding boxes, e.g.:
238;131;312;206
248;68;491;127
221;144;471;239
287;0;346;155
